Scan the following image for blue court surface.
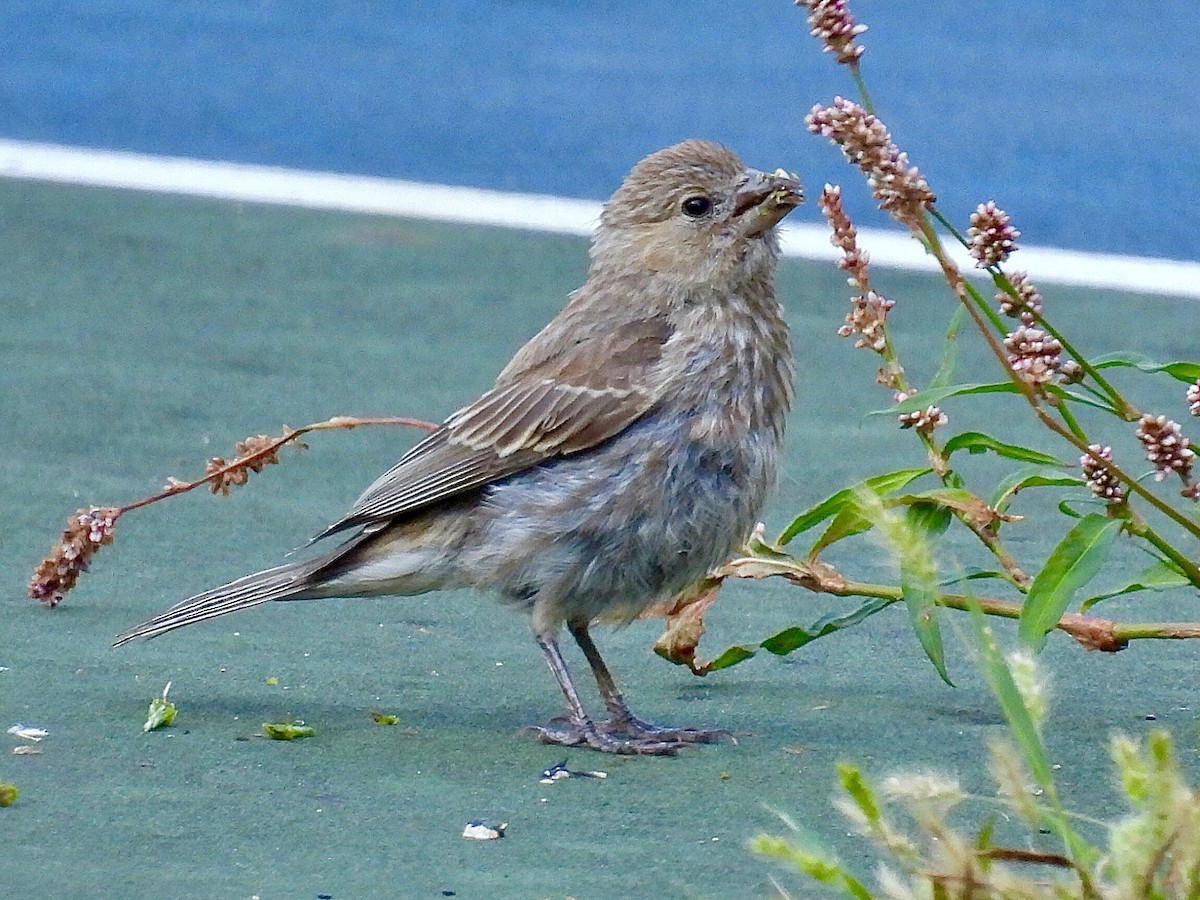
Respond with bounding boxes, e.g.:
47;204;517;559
3;1;1198;261
3;4;1199;899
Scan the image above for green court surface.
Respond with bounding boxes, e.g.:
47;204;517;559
3;179;1197;898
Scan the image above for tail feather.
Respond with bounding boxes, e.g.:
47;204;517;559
113;559;323;646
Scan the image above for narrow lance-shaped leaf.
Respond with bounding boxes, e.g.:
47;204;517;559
867;381;1017;417
759;598;894;656
1042;383;1122;414
807;505;874;557
898;505;952;685
700;645;757;673
1018;514;1122;651
776;468;931;545
940;568;1012;587
942;431;1066;467
990;467;1083;513
968;609;1057;805
967;603;1098;867
1080;558;1191;613
703;597;894;672
1056;499;1091;520
902;498;953;537
1091;351;1200;384
888;488;996;529
807;485;963;562
851;489;952;685
929;305;968;389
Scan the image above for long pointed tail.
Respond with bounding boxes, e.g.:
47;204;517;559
113;558;323;646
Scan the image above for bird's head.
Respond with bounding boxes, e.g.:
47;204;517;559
591;139;804;287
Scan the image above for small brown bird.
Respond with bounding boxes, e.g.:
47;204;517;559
116;140;803;754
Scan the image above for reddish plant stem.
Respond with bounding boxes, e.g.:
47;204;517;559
119;416;438;514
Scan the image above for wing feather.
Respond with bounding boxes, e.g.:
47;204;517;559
313;313;674;539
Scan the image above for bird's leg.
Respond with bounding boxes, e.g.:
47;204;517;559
530;633;683;755
567;621;728;745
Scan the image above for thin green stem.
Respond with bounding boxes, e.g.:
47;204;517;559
959;270;1009;335
842;219;1031;584
931;209;1136;420
914;219;1200;545
929;206;968;246
1072;379;1121;408
1000;286;1138;420
918;220;1032;402
850;65;874;114
1123;512;1200;587
1070;432;1200;545
823;579;1200;649
1052;395;1090;443
1029;312;1124;400
1112;621;1200;641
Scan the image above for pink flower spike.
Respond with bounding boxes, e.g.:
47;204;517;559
797;0;867;65
806;98;935;230
968;201;1020;268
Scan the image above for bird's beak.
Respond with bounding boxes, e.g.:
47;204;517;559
731;169;804;235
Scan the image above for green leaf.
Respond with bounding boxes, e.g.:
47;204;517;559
1091;351;1200;384
760;599;895;656
868;382;1016;417
904;582;950;685
1018;514;1122;651
892;487;979;507
808;505;874;556
900;506;952;686
702;645;758;672
943;431;1065;467
889;488;990;523
261;722;316;740
776;468;931;545
704;598;894;671
848;489;952;684
1057;499;1094;519
990;467;1083;513
1042;383;1121;413
930;305;968;389
1079;559;1192;612
968;606;1057;793
939;569;1011;587
902;499;953;538
967;601;1099;867
976;816;996;848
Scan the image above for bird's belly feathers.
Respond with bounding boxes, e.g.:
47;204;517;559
463;398;784;627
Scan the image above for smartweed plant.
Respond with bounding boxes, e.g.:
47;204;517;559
651;0;1200;681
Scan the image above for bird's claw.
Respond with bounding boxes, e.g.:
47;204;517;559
524;716;684;756
600;712;732;745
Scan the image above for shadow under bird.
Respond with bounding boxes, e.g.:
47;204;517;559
116;139;803;755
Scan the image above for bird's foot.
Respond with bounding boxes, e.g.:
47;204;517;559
600;712;731;745
524;715;684;756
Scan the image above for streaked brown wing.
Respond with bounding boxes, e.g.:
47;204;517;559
313;313;673;539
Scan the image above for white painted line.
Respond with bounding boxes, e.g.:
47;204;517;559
779;228;1200;299
0;139;601;235
1;138;1196;298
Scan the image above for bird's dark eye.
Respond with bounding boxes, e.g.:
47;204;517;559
680;195;713;218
